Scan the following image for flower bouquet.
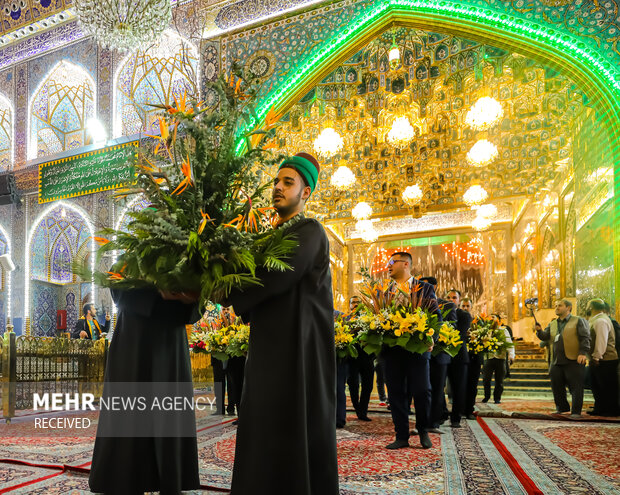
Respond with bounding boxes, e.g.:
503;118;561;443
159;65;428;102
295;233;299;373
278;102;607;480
468;315;513;356
432;322;463;358
334;317;359;359
355;276;439;355
75;69;296;305
226;322;250;358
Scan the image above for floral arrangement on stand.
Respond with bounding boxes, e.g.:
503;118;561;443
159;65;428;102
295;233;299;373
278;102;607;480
76;68;295;305
334;317;359;359
354;275;440;356
468;315;513;356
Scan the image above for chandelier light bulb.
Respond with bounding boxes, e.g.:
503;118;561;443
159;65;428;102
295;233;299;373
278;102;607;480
75;0;172;52
356;219;378;243
313;128;344;158
387;116;415;147
466;139;499;167
402;184;423;206
330;165;356;190
352;201;372;220
475;203;497;219
389;45;401;69
465;96;504;130
463;185;488;207
472;215;492;231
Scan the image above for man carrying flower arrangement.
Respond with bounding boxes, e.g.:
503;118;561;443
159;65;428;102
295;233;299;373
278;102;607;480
383;252;442;450
226;152;339;495
480;314;515;404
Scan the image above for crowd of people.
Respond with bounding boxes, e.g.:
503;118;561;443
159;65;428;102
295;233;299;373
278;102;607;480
332;251;516;450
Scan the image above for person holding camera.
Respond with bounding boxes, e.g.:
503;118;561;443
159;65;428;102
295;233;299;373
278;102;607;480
535;299;590;417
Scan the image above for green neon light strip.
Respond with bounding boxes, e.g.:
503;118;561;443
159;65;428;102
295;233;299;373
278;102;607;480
236;0;620;153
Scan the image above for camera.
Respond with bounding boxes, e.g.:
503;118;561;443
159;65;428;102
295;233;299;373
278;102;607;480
524;297;538;306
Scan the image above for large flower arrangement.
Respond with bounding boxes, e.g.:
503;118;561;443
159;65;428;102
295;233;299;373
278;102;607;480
355;276;441;355
76;70;295;304
334;317;358;359
468;315;513;355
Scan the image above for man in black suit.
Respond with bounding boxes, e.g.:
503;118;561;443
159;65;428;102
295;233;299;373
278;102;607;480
383;252;441;450
72;303;110;340
445;289;473;427
420;277;456;433
347;296;374;421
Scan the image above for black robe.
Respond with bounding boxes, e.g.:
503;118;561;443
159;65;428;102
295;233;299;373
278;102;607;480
228;217;339;495
89;288;201;494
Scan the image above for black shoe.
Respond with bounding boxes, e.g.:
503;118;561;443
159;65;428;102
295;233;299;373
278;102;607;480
554;409;570;414
481;398;489;403
336;422;346;429
357;416;372;421
586;410;601;416
494;400;501;404
419;432;432;449
450;421;461;428
386;439;409;449
410;429;418;435
427;427;443;434
466;414;476;420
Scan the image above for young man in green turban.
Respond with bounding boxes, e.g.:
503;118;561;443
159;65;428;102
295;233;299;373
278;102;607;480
227;152;339;495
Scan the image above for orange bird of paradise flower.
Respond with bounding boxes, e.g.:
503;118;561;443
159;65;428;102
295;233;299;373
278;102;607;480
167;91;194;116
93;236;109;246
172;154;194;195
107;271;124;281
198;210;213;235
228;74;249;100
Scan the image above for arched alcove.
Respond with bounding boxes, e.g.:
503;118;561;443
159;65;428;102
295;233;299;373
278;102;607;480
28;61;96;160
25;201;95;336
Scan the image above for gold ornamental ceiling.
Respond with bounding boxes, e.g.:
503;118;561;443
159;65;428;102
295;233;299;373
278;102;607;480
271;28;584;224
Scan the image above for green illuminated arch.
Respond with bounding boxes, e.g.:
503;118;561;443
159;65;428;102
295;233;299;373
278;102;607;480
238;0;620;156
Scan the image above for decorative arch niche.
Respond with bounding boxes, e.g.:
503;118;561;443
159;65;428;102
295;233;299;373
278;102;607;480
113;31;199;138
25;202;95;336
28;61;96;160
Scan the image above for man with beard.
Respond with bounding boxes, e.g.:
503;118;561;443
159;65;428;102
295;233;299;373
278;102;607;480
383;252;440;450
226;152;339;495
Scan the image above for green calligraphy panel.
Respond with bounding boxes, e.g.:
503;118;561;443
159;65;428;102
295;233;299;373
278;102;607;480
39;143;137;203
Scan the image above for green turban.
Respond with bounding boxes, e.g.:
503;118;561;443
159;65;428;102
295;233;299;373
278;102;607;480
278;152;321;194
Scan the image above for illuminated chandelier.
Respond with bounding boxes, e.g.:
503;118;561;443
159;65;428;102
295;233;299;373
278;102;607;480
330;165;356;190
388;36;400;69
472;215;492;231
466;139;499;167
402;184;423;206
313;128;344;158
387;116;415;147
355;219;378;243
352;201;372;220
475;203;497;219
75;0;171;52
465;97;504;130
463;184;488;206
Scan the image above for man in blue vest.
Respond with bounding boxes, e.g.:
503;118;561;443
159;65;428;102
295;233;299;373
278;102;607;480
72;303;110;340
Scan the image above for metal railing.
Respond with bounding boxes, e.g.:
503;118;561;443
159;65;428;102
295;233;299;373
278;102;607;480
2;329;215;421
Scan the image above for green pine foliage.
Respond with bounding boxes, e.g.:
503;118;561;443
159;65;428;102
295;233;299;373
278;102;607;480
75;70;297;304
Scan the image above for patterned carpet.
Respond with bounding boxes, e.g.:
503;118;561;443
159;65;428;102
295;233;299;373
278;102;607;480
1;412;619;493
